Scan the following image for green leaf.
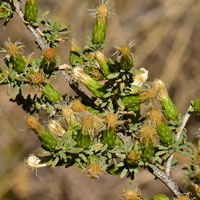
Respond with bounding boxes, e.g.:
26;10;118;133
120;168;128;179
107;72;120;79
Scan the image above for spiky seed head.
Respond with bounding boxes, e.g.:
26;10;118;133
71;99;87;112
44;48;56;62
132;68;148;87
106;112;118;130
123;188;141;200
140;123;159;146
62;106;76;125
148;109;163;127
80;115;94;134
87;163;102;179
1;39;24;58
48;120;65;137
26;154;47;170
26;115;43;134
141;88;157;102
29;72;44;85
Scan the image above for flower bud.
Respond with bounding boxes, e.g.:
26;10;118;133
118;44;134;71
157;123;174;145
95;51;111;77
24;0;38;23
44;48;56;62
141;143;155;162
42;84;62;104
153;79;178;121
70;38;83;66
73;67;105;98
92;3;108;44
76;132;92;149
102;129;116;149
11;54;26;73
26;116;58;151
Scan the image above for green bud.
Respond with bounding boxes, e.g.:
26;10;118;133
76;132;92;149
92;4;108;44
141;144;155;162
42;84;62;104
70;38;83;66
152;194;169;200
157;123;174;145
0;7;9;19
26;116;58;151
24;0;38;23
153;79;178;121
11;54;26;73
192;98;200;113
73;67;105;98
39;130;58;151
95;51;111;77
122;95;141;112
102;129;116;149
160;98;178;121
118;44;134;71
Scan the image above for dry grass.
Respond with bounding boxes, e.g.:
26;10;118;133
0;0;200;199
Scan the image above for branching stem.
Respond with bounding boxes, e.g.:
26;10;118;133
149;166;182;196
14;2;48;50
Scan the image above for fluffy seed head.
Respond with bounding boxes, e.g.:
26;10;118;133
71;99;87;112
105;112;118;130
140;123;159;146
123;189;141;200
26;116;43;134
81;115;94;134
48;120;65;137
44;48;56;62
141;88;157;102
132;68;148;87
148;109;163;126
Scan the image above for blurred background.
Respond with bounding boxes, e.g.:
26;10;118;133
0;0;200;199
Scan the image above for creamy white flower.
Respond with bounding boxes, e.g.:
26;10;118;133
132;68;148;87
26;154;47;169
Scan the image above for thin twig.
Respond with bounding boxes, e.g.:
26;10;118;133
149;166;182;196
165;105;192;176
14;2;48;51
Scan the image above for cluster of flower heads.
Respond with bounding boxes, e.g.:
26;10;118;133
1;0;200;199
